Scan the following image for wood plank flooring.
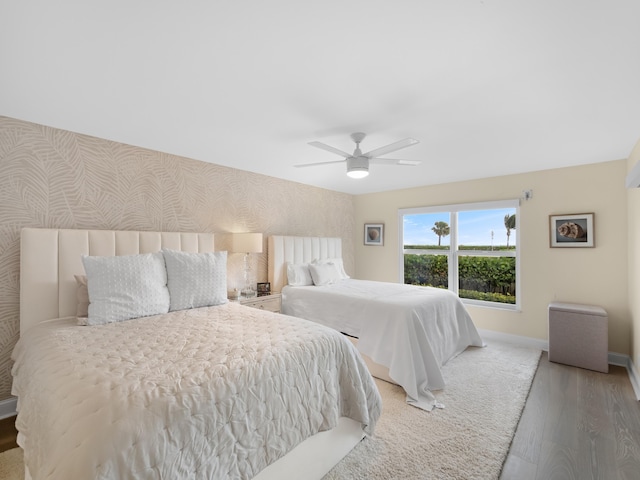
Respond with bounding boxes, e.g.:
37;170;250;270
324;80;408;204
501;352;640;480
0;415;17;453
1;352;638;479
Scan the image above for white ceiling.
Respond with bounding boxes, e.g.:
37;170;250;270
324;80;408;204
2;1;640;195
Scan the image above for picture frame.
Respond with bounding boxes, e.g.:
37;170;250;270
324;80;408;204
257;282;271;296
549;213;594;248
364;223;384;246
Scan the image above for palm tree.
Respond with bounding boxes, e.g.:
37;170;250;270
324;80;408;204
432;221;450;246
504;214;516;248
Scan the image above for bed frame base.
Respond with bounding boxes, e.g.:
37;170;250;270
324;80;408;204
24;418;363;480
253;417;364;480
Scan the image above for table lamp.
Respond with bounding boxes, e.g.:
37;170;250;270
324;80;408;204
231;232;263;297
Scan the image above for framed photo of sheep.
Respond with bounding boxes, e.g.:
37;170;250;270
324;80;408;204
549;213;594;248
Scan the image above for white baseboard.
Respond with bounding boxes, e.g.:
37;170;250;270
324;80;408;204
608;352;628;367
478;329;640;401
624;356;640;401
0;396;17;419
477;328;549;351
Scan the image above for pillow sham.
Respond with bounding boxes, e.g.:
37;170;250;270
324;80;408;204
312;257;350;279
162;248;228;311
82;252;170;325
74;274;89;326
286;262;314;286
308;262;342;286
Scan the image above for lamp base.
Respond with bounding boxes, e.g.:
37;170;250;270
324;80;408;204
241;287;257;298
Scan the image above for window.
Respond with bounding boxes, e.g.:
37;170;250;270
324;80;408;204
399;199;519;309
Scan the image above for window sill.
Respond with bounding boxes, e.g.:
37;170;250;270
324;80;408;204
462;298;520;312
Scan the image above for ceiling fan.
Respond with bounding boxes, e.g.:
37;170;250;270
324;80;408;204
295;132;421;179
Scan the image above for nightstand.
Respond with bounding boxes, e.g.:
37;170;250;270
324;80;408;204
238;293;282;313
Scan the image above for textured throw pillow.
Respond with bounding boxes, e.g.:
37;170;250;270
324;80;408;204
286;262;313;286
82;252;170;325
309;262;342;286
74;274;90;326
312;258;350;279
162;249;228;311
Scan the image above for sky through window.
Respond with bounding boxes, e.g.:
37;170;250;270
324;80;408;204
403;208;517;247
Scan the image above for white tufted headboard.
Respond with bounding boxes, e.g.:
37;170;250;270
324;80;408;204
19;228;215;334
267;236;343;293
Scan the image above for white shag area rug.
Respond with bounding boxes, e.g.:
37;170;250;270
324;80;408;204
0;445;23;480
0;340;540;480
324;339;541;480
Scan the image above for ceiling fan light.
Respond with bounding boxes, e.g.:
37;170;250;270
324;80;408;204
347;168;369;179
346;156;369;179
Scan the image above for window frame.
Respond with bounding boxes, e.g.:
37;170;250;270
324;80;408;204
398;199;520;311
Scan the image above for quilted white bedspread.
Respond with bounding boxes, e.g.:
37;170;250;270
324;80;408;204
11;302;381;480
282;279;484;411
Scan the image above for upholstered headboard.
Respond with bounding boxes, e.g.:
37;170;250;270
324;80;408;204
268;236;343;293
19;228;215;333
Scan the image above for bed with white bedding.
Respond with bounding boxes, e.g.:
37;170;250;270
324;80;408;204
12;228;382;480
268;235;484;411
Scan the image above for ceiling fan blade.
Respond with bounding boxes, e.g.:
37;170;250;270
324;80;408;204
369;158;422;166
308;141;352;158
294;159;346;168
363;138;419;158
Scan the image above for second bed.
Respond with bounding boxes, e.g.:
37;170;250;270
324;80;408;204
268;235;484;411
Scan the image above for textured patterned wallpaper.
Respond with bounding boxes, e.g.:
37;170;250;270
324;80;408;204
0;116;355;401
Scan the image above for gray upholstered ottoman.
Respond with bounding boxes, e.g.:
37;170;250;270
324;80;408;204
548;302;608;373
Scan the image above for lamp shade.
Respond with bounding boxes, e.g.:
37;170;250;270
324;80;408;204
231;233;263;253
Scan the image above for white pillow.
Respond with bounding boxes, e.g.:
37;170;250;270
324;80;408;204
286;262;313;286
308;262;342;286
312;257;350;279
82;252;170;325
162;249;228;311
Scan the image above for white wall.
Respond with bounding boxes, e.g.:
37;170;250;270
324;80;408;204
627;140;640;371
354;160;630;355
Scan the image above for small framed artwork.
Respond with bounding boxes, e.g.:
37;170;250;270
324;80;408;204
257;282;271;296
549;213;594;248
364;223;384;246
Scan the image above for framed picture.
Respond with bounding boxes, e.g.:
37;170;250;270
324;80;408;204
257;282;271;296
549;213;594;248
364;223;384;246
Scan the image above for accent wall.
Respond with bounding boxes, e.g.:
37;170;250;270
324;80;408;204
0;116;355;402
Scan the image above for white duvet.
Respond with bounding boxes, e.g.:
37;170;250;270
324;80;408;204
282;279;484;410
11;302;381;480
